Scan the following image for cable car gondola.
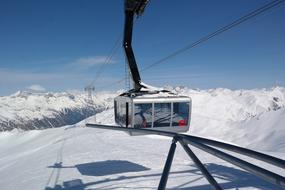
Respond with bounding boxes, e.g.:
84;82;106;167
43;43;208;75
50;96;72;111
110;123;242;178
114;0;192;133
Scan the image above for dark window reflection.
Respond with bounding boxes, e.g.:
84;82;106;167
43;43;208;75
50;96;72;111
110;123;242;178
172;102;189;126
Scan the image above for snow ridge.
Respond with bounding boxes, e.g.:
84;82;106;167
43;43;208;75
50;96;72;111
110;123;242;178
0;86;284;134
0;90;115;131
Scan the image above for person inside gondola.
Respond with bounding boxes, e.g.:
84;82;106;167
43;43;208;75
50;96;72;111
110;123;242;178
134;110;147;128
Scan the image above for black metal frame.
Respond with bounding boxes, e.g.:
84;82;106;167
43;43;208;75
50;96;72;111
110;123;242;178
86;123;285;190
123;0;149;91
126;102;129;127
158;136;178;190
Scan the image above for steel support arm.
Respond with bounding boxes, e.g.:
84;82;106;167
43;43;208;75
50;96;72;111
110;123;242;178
85;123;285;169
86;123;285;189
158;136;178;190
181;134;285;169
183;138;285;189
123;0;149;91
179;139;222;190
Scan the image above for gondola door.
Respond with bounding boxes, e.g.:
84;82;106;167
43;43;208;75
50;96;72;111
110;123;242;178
126;102;129;127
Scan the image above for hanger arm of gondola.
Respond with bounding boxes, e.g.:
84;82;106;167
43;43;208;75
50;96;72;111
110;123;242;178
123;0;149;91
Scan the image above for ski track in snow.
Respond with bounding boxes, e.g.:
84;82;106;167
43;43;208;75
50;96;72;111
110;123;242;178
0;87;285;189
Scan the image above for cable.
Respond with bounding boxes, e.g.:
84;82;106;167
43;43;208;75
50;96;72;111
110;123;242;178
87;17;140;89
86;34;122;88
87;15;143;89
96;78;125;90
99;0;285;90
141;0;285;72
96;17;142;90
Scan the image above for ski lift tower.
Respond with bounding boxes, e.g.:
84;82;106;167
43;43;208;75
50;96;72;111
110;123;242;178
84;83;95;104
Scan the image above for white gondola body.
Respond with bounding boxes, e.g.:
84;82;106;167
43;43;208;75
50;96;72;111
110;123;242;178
114;91;192;133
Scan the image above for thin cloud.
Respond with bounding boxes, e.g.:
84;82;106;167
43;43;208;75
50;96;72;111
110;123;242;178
26;84;46;92
0;68;68;83
73;56;116;67
0;68;120;95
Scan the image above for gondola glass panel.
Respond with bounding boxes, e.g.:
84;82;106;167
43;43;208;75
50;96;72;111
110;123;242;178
154;103;171;127
134;103;152;128
172;102;189;127
114;100;118;123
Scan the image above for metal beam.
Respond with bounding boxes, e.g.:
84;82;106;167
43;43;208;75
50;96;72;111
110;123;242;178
123;0;149;90
85;123;176;137
86;123;285;169
181;134;285;169
183;138;285;189
85;123;285;189
179;139;222;190
158;137;178;190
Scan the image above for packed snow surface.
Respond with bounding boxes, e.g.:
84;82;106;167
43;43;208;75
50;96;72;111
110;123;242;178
0;87;285;189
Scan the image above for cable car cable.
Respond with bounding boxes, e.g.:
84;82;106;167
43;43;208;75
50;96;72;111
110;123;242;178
86;34;122;88
89;18;142;89
140;0;285;72
95;18;143;90
94;35;122;81
99;0;285;90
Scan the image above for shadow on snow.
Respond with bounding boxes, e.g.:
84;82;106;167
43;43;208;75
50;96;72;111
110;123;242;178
170;163;282;190
45;160;150;190
44;161;282;190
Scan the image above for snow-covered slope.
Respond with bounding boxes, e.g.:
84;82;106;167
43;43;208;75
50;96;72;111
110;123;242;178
0;87;285;189
0;90;115;131
0;113;284;190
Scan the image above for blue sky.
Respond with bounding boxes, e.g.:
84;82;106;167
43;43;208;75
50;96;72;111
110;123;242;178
0;0;284;95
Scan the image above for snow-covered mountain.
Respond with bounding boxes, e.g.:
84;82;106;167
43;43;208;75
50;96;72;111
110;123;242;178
90;86;285;151
178;86;285;151
1;86;284;134
0;90;115;131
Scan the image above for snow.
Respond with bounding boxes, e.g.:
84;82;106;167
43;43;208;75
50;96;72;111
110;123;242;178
3;91;90;119
0;87;285;189
0;122;284;189
0;90;115;131
181;87;285;147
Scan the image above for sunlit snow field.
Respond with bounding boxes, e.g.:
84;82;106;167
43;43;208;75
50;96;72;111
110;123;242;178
0;87;285;189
